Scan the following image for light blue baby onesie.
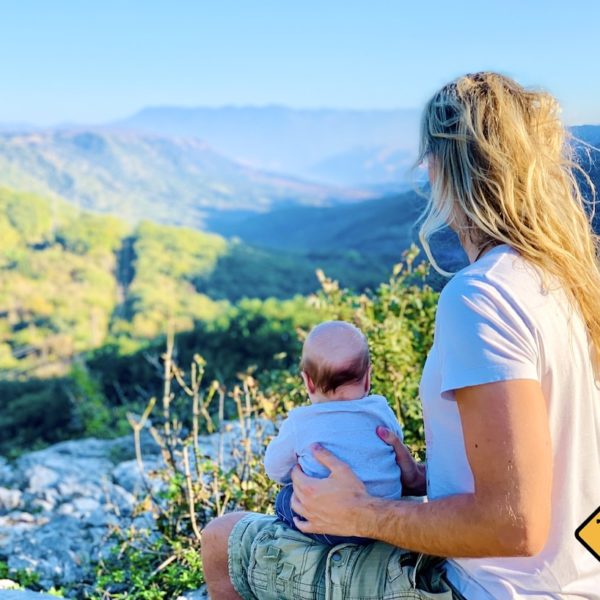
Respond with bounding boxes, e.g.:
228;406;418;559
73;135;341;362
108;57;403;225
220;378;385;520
264;393;403;499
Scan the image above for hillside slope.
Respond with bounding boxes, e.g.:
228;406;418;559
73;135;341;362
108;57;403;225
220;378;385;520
212;131;600;273
0;129;368;229
0;188;398;377
210;190;468;275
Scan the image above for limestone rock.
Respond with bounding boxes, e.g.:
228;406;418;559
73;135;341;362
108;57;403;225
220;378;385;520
0;580;18;589
0;419;270;595
0;459;14;487
0;489;22;512
112;458;164;495
176;586;209;599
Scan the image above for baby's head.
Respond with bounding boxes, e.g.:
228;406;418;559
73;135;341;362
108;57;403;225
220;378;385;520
300;320;371;403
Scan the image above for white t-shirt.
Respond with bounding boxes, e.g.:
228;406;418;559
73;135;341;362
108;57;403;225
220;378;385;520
419;243;600;599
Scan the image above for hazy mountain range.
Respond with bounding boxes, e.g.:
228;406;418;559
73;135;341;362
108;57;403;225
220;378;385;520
0;128;370;229
0;110;597;254
118;106;423;186
208;123;600;279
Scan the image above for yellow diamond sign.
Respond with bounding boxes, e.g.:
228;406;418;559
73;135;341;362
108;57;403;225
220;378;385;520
575;505;600;562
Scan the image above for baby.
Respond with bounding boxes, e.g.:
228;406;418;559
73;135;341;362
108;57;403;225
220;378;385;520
264;320;404;545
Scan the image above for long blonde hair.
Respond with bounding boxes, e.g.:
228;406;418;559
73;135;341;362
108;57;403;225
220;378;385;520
416;71;600;380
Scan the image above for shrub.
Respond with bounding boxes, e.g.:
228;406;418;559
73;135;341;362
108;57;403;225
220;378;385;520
91;247;437;597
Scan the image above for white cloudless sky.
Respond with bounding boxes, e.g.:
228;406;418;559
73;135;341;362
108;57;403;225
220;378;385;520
0;0;598;125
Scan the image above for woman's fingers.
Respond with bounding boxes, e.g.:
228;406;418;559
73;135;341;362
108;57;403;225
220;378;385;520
311;443;351;474
290;464;314;499
291;491;318;533
292;516;315;533
376;426;412;467
288;445;368;537
376;426;426;494
291;492;319;533
290;489;304;516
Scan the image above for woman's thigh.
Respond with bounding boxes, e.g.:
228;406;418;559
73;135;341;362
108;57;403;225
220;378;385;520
228;513;463;600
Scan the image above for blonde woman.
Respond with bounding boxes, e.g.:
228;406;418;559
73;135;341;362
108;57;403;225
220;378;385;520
201;72;600;599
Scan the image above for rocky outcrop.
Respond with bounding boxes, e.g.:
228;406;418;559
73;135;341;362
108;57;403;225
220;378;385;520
0;421;272;597
0;436;155;590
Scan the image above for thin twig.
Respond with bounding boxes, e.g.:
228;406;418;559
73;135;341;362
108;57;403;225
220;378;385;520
183;445;202;541
149;553;177;579
191;361;202;482
126;397;167;518
217;386;225;471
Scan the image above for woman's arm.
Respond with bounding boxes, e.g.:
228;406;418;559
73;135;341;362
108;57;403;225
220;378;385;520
291;378;553;558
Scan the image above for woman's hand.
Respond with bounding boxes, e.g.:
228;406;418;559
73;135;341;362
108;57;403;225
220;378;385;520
376;426;427;496
290;444;371;537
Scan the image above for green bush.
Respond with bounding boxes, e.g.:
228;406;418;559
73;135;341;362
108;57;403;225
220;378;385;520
90;248;437;598
309;246;438;453
0;378;77;457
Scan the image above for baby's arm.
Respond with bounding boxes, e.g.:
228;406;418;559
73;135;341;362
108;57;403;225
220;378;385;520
263;417;297;484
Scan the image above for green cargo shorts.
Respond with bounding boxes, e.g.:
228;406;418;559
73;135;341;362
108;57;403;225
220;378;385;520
228;514;467;600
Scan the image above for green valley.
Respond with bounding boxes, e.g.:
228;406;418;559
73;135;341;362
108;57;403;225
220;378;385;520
0;187;400;378
0;187;415;454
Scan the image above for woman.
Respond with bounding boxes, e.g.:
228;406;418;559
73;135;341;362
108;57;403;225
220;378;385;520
201;72;600;599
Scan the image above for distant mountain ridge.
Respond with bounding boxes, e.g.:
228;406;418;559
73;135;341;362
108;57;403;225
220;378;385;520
309;145;422;187
572;125;600;144
118;105;421;185
0;116;596;238
211;127;600;279
0;128;369;228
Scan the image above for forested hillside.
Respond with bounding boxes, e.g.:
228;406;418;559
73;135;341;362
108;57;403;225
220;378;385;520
0;187;317;454
210;190;471;278
0;187;406;378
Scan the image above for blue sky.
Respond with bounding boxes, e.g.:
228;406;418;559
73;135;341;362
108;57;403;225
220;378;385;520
0;0;598;125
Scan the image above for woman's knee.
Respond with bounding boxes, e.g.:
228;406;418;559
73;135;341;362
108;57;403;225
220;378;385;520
202;512;252;598
202;512;250;563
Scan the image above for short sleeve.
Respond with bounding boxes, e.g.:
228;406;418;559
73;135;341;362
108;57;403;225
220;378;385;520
435;276;540;401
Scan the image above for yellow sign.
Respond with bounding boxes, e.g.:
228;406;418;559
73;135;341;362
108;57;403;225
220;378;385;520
575;506;600;562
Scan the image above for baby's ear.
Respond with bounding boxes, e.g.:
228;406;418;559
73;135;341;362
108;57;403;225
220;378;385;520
301;371;316;393
364;367;372;392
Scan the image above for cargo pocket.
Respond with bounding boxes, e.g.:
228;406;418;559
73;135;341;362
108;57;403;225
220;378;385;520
386;550;408;585
278;530;328;600
412;553;454;600
381;551;454;600
247;524;326;600
382;550;419;599
247;534;280;596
